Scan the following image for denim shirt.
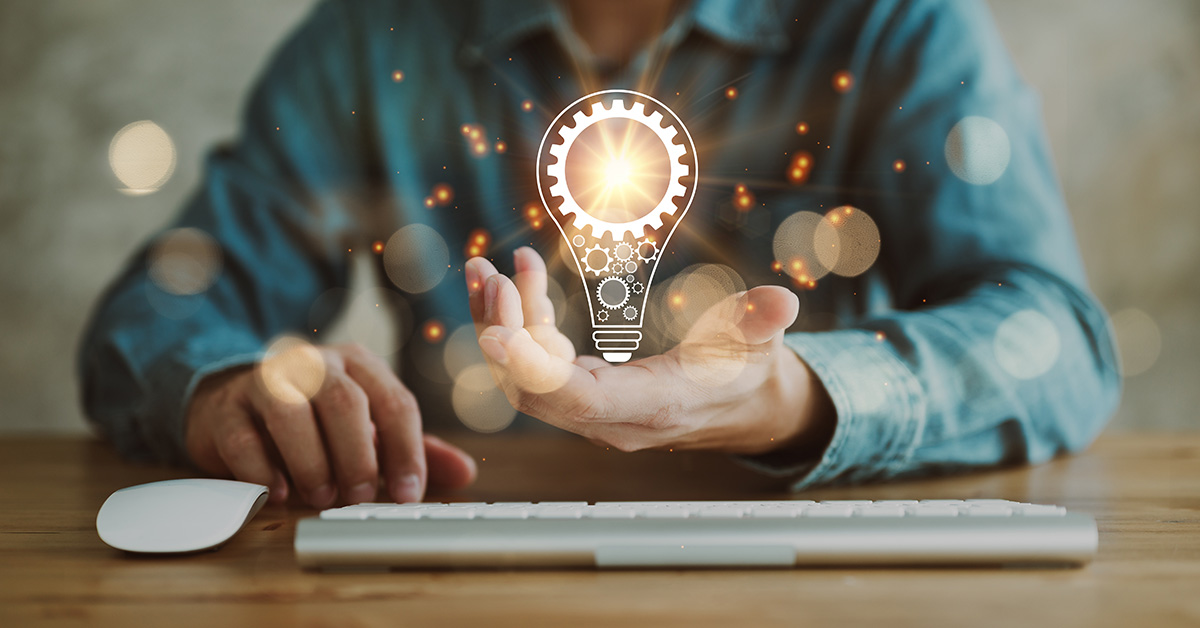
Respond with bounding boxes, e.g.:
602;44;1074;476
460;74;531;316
78;0;1121;490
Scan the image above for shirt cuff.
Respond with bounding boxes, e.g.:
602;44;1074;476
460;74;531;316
735;329;927;490
142;327;265;465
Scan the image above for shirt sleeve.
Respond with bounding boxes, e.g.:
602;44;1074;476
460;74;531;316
77;1;368;463
743;0;1121;488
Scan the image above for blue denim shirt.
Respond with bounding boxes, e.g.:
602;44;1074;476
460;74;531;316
79;0;1121;490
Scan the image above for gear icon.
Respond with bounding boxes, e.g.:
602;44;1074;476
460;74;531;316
580;244;611;276
597;310;609;322
623;305;638;320
624;274;635;284
596;276;630;310
544;96;691;241
608;259;626;276
632;281;644;294
636;238;658;263
613;242;634;261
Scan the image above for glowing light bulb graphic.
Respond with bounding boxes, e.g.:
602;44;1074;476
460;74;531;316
536;90;698;363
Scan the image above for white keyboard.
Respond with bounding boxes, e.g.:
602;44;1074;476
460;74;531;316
295;499;1096;570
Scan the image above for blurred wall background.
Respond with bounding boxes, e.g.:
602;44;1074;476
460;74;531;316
1;0;1196;434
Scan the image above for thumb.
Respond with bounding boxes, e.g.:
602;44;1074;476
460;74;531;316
423;434;478;491
735;286;799;345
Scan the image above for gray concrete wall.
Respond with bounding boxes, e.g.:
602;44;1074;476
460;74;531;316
1;1;1196;433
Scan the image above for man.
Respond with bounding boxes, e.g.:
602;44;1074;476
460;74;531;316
79;0;1120;508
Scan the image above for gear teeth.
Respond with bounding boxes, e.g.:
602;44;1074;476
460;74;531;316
539;91;694;242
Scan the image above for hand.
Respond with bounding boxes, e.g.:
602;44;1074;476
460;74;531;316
185;343;477;507
464;247;834;455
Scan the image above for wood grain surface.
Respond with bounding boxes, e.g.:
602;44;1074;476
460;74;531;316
1;432;1198;627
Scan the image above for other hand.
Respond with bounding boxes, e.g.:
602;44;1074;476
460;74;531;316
185;343;477;507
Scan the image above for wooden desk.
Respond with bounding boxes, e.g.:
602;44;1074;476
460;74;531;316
1;433;1198;627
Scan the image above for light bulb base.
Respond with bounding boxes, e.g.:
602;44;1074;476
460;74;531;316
593;330;641;364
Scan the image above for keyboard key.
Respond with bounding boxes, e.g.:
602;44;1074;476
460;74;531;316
479;507;530;520
320;507;371;520
637;506;694;519
906;504;960;517
749;505;802;518
918;499;965;505
854;504;907;517
803;504;855;518
962;504;1012;517
1014;504;1066;517
586;507;637;519
372;507;424;520
424;506;477;519
531;506;584;519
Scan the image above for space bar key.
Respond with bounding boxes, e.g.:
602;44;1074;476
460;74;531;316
594;545;795;567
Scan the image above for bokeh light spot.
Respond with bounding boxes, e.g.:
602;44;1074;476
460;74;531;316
109;120;176;195
994;310;1061;380
147;227;221;295
945;116;1011;185
383;224;450;293
1110;308;1161;377
452;364;517;433
259;336;326;405
819;206;880;277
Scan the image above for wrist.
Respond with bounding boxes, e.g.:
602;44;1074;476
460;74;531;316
762;346;836;457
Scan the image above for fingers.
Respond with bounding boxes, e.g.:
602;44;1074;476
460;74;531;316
247;378;337;508
735;286;800;345
309;359;379;506
215;414;290;503
423;434;477;491
513;247;555;328
342;348;428;503
465;256;501;327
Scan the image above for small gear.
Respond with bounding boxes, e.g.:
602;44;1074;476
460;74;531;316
597;310;609;322
623;260;637;274
613;242;634;261
608;259;626;276
580;244;611;276
636;238;658;263
623;305;638;320
632;281;645;294
624;274;635;284
596;276;630;310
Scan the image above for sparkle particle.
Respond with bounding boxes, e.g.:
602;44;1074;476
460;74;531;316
832;70;854;93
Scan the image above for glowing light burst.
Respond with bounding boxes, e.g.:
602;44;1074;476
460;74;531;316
391;70;404;83
892;159;906;173
724;86;739;100
795;122;809;135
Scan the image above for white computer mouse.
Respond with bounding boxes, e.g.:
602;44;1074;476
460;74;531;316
96;478;268;554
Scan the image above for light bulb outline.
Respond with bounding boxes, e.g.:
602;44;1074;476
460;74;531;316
536;89;698;362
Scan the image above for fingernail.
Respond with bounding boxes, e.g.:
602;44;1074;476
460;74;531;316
479;334;509;365
347;481;376;505
465;261;481;296
395;473;422;503
309;483;336;508
484;275;499;317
